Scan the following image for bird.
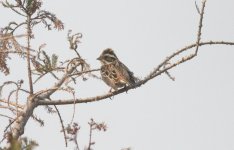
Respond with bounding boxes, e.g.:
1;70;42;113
97;48;137;91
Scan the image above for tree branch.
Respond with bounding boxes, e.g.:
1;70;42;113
10;59;80;139
54;105;67;147
37;41;234;106
11;98;37;139
26;15;34;94
3;1;234;146
195;0;206;55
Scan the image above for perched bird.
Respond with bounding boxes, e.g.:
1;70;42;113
97;48;137;91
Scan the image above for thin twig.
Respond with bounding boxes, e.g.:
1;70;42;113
0;34;27;40
87;121;93;150
195;0;206;55
4;118;17;132
7;3;26;17
11;22;27;33
54;105;67;147
195;1;201;14
33;67;64;84
5;89;29;108
0;99;24;109
0;114;13;119
68;69;100;77
165;71;175;81
163;62;175;81
15;81;22;117
70;92;76;124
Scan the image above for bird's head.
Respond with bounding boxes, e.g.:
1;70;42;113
97;48;118;65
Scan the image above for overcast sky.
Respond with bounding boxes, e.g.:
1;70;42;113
1;0;234;150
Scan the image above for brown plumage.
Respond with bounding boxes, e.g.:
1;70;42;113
97;48;137;91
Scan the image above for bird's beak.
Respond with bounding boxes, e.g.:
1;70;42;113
97;56;101;60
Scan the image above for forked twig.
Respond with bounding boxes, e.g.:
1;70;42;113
195;0;206;55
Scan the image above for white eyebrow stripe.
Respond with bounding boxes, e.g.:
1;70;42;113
103;54;116;58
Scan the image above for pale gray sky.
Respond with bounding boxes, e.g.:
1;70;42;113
1;0;234;150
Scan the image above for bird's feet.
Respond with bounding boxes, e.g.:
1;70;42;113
108;88;115;99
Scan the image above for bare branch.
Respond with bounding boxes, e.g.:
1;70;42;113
33;67;64;84
195;0;206;55
163;62;175;81
3;1;26;17
68;69;100;77
26;15;34;94
54;105;67;147
0;34;27;40
0;81;18;97
30;114;44;127
195;1;201;14
38;41;234;106
11;99;37;138
0;99;24;109
86;118;107;150
165;70;175;81
0;114;13;119
70;92;76;124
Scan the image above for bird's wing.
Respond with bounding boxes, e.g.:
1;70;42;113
118;61;137;85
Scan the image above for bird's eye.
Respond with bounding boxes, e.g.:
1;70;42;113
104;56;115;62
